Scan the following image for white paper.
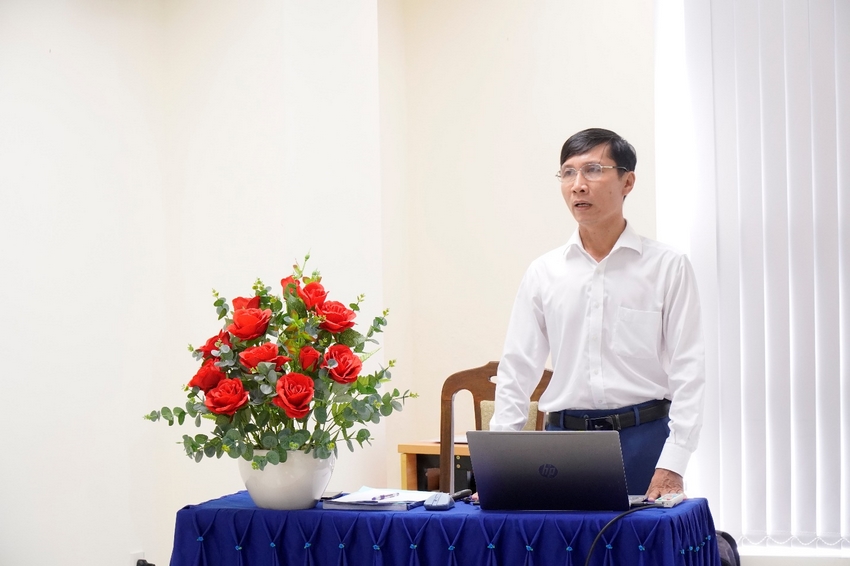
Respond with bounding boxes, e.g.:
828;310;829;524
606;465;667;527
333;486;433;504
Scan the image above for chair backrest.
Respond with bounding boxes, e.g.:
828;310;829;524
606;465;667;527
439;361;552;493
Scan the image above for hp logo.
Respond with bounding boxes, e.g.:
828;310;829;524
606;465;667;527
539;463;558;479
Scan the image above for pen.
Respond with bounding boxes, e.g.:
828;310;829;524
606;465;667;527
371;492;399;501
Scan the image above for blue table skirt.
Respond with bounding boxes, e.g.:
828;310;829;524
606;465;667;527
170;491;720;566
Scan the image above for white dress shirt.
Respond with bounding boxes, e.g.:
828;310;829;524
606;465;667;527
490;222;705;476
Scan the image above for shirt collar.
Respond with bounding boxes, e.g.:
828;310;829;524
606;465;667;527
564;220;643;258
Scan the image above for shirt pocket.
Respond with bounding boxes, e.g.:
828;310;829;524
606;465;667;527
612;306;661;359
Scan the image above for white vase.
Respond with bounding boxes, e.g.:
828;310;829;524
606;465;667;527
238;450;335;510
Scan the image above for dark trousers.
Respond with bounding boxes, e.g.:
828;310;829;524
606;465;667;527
545;400;670;495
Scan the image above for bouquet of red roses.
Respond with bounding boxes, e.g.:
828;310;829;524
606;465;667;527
146;256;414;469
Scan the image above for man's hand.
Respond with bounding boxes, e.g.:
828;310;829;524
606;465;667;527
645;468;684;501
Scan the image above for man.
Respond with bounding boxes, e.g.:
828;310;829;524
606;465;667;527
489;128;704;500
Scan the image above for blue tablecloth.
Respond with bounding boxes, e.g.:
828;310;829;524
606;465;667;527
170;491;720;566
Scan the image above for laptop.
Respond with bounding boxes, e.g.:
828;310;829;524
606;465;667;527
467;430;647;511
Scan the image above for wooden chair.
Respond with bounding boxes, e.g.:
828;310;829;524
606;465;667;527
439;361;553;493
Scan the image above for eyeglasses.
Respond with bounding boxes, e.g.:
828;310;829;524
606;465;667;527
556;163;628;183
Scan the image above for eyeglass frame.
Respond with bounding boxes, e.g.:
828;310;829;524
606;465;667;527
555;163;630;182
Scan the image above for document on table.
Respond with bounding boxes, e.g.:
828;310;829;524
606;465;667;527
322;486;433;511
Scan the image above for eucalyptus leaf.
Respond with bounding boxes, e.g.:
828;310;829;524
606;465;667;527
266;450;280;465
257;362;275;375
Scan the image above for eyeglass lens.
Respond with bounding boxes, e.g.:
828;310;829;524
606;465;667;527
559;163;606;182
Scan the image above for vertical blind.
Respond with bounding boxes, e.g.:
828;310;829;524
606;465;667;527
657;0;849;548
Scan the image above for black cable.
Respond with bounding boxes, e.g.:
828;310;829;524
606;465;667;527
583;504;661;566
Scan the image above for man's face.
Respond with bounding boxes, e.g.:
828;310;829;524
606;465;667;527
559;143;635;230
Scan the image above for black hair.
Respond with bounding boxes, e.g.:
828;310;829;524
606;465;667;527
559;128;637;172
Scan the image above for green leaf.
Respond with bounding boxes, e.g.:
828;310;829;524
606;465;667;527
314;406;327;424
261;435;278;449
291;430;310;447
266;450;280;465
315;446;332;459
336;328;366;348
379;403;392;417
277;430;292;446
285;292;308;318
257;361;275;375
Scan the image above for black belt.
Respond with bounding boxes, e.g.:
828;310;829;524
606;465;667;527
546;399;671;431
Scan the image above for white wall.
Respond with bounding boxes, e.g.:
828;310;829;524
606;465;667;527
0;2;168;564
390;0;656;453
1;1;387;564
0;1;658;565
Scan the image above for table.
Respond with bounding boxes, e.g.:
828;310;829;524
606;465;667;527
170;491;720;566
397;441;471;491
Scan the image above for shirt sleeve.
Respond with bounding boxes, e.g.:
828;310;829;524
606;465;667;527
655;255;706;476
489;265;551;431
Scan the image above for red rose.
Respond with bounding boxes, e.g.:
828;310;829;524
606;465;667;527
204;378;249;415
239;342;291;371
322;344;362;384
280;276;301;296
233;296;261;310
188;358;227;392
317;301;356;333
227;308;272;341
198;331;231;360
272;372;314;419
299;345;321;372
297;281;328;310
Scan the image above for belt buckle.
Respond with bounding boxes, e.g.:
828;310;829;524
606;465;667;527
585;415;619;431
